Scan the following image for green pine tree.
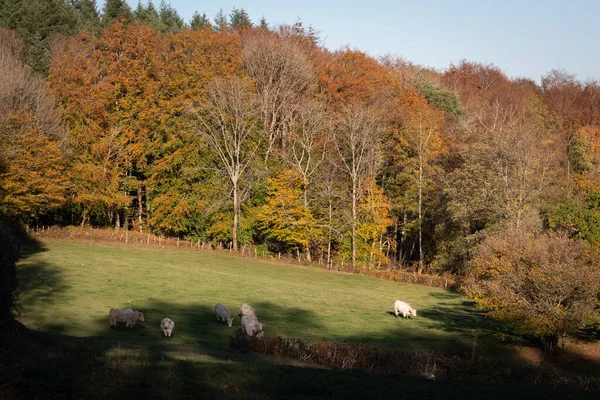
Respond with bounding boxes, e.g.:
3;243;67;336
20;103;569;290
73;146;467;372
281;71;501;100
71;0;101;34
213;8;227;31
229;7;251;28
190;11;211;30
158;0;183;33
102;0;132;26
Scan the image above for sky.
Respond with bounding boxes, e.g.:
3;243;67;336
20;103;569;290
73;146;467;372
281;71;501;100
102;0;600;83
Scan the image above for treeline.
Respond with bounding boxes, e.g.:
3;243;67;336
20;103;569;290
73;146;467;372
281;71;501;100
2;1;600;274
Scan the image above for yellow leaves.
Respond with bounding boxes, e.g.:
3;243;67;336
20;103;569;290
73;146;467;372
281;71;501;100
255;169;316;250
356;178;392;243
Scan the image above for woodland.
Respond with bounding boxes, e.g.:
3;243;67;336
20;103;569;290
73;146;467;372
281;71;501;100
1;0;600;348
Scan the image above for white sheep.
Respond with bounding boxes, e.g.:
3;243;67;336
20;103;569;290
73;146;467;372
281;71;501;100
394;300;417;319
160;318;175;339
240;303;256;318
109;308;145;329
215;303;233;327
241;314;264;338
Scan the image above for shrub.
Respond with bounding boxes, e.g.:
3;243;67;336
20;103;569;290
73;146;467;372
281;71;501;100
464;229;600;351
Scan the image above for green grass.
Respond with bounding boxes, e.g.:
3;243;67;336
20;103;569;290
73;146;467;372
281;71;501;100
10;238;597;399
17;239;510;354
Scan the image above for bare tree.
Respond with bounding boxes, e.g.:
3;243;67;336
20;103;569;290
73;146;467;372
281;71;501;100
243;29;314;161
193;78;260;251
284;100;330;261
333;105;383;268
287;101;329;204
0;29;65;146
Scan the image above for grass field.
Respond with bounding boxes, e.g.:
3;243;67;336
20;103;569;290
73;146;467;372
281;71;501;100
6;238;598;399
16;239;509;353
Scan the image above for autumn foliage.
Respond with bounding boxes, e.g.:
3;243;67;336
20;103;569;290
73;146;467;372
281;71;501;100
465;227;600;350
2;5;600;348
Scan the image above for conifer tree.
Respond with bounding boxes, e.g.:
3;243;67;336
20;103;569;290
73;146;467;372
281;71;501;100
213;8;227;31
229;7;251;29
102;0;132;26
190;11;211;30
71;0;100;33
158;0;183;33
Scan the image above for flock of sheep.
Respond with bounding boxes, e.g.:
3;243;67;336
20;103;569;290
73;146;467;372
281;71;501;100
107;299;435;380
108;302;267;339
108;299;417;340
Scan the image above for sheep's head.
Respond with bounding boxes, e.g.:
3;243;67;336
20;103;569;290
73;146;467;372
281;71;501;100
410;309;417;317
138;312;145;322
227;317;233;327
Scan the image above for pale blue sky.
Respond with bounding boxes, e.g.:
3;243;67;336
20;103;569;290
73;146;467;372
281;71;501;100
102;0;600;83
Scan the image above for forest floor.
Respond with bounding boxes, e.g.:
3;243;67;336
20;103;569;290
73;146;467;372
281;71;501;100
1;238;598;399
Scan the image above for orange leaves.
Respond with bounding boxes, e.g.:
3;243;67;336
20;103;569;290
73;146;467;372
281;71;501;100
317;48;392;106
465;229;600;342
0;111;69;217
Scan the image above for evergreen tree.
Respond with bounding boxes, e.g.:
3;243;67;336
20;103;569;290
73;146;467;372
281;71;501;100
229;7;251;29
213;8;227;31
0;0;77;75
158;0;183;33
134;0;147;20
190;11;211;30
27;33;50;75
70;0;100;34
134;0;161;31
258;16;268;30
102;0;132;26
0;0;22;29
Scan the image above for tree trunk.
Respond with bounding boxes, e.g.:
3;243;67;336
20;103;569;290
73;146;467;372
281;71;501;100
351;179;357;269
418;159;423;274
138;184;143;233
303;179;312;262
232;180;239;251
146;191;151;233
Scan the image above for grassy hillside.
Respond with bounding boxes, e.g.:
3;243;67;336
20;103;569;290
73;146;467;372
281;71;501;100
16;239;509;354
6;239;599;399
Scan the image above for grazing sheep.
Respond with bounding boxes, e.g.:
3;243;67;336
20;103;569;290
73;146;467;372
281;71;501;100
215;303;233;327
393;300;417;319
109;308;145;329
160;318;175;339
240;303;256;318
241;314;263;338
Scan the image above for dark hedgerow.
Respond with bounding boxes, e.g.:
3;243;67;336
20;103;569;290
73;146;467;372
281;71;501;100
231;332;600;392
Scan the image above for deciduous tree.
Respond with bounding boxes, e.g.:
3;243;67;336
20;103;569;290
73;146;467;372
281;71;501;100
465;226;600;351
193;78;260;251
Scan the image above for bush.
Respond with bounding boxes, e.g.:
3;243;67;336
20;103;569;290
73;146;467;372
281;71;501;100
231;333;600;391
464;229;600;352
